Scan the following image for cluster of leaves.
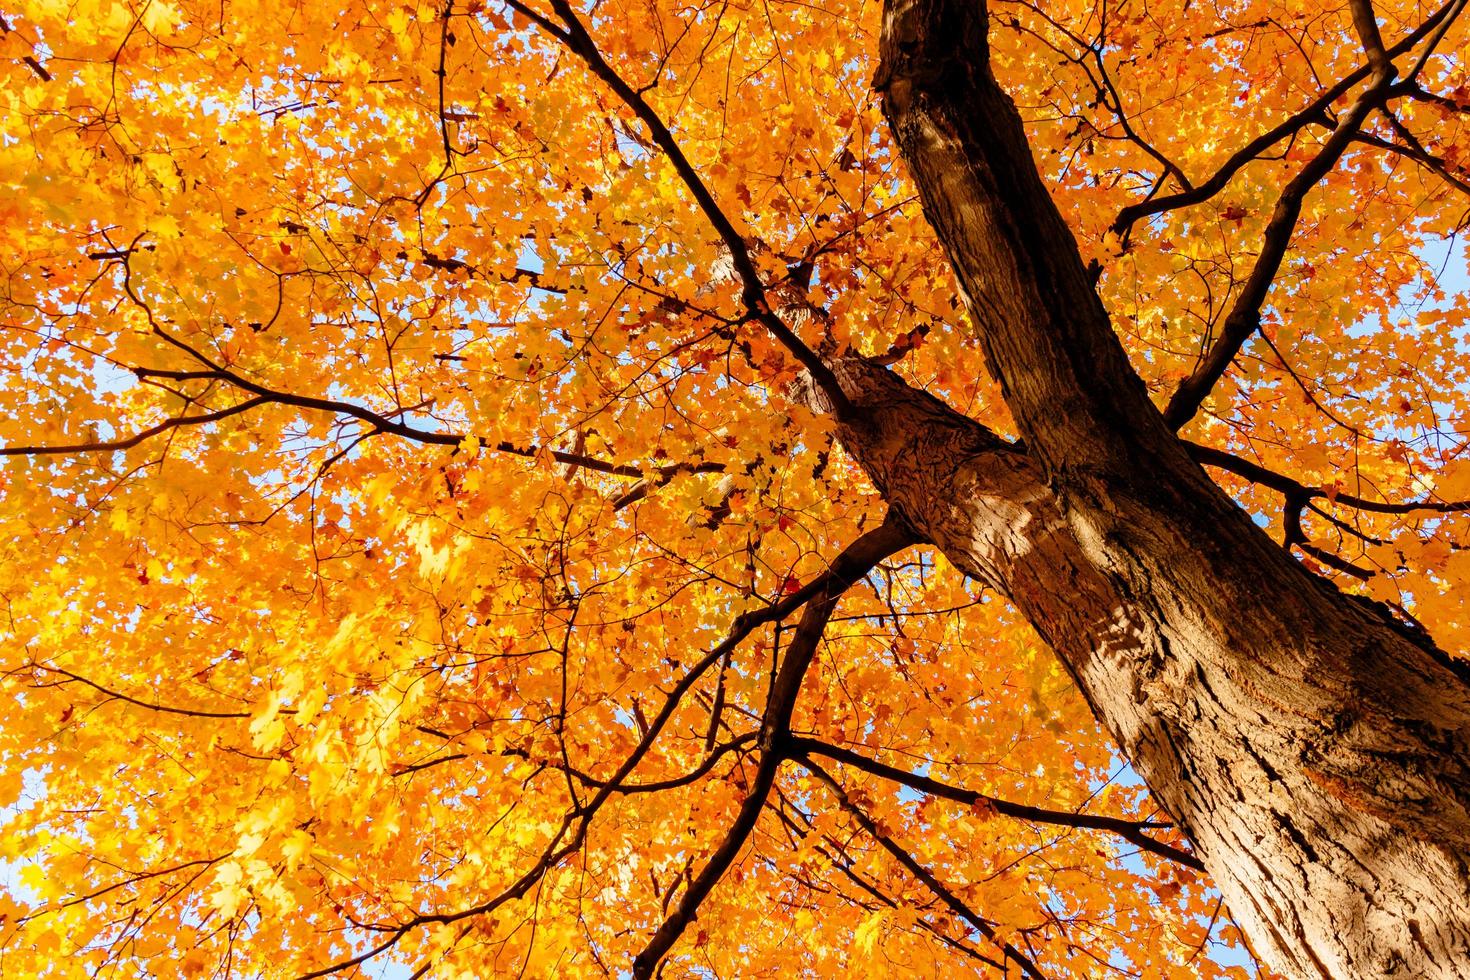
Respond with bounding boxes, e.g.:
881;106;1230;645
0;0;1465;975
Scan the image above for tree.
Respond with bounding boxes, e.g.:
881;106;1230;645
1;0;1469;975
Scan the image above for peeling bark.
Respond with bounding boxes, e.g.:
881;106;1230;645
794;1;1470;975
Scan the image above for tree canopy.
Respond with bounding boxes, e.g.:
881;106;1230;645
1;0;1468;976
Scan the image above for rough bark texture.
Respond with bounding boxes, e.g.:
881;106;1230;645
807;0;1470;976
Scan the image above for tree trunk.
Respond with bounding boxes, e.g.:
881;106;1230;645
807;0;1470;976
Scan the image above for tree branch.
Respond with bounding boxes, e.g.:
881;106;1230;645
0;397;271;456
768;786;1013;971
631;516;916;976
1110;0;1463;240
798;756;1050;980
119;363;722;484
1347;0;1393;78
1353;126;1470;199
94;264;720;486
19;662;252;719
1188;442;1470;515
788;736;1205;871
515;0;852;417
1162;60;1401;429
302;517;915;978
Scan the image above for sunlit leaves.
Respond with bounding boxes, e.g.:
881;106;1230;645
1;0;1467;975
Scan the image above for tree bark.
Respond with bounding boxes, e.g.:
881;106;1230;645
801;0;1470;976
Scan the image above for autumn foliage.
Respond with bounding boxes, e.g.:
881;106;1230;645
1;0;1468;975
